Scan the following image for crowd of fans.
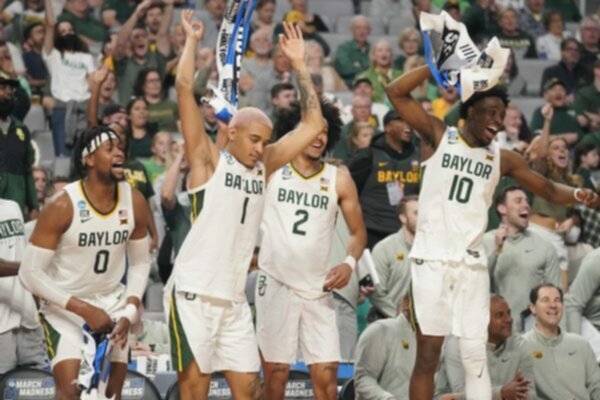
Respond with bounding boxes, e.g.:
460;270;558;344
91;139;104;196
4;0;600;398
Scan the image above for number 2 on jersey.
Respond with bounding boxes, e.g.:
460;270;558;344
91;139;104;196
448;175;473;204
292;209;309;235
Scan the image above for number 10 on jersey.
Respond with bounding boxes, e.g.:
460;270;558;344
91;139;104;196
448;175;473;204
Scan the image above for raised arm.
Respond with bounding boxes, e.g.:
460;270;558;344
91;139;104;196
42;0;54;55
176;10;218;189
385;65;446;149
324;168;367;291
263;22;326;176
156;0;174;57
501;149;599;207
87;65;109;128
113;0;153;61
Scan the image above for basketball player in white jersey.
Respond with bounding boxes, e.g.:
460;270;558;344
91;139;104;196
170;11;325;400
18;126;152;400
385;65;600;400
257;101;366;400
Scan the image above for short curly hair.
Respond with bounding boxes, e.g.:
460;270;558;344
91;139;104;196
459;86;509;119
273;98;342;153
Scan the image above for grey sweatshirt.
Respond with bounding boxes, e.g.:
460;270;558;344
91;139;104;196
435;335;537;399
522;327;600;400
483;229;561;332
354;314;416;400
566;248;600;334
369;229;412;318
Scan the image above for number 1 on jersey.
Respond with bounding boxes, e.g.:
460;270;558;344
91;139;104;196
240;197;249;224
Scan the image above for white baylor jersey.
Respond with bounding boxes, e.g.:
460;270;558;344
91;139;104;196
174;151;266;303
49;180;135;298
410;127;500;265
260;163;338;299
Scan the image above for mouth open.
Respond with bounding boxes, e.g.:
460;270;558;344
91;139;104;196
484;125;499;140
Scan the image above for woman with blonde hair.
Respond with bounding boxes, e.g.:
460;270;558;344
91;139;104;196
348;121;376;156
402;55;437;100
394;27;422;70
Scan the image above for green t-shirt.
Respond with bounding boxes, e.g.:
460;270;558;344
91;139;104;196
576;166;596;190
147;100;179;132
58;10;107;43
530;105;582;140
574;84;600;119
115;52;166;104
102;0;137;24
142;159;166;185
162;200;192;256
544;0;581;22
124;159;154;199
333;40;371;85
129;133;154;160
357;67;403;104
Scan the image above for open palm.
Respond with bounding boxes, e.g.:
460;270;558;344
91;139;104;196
181;10;204;41
278;21;305;64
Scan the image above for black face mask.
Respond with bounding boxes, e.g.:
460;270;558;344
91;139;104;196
56;33;79;52
0;97;15;119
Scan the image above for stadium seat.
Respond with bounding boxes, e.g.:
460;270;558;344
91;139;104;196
165;372;231;399
0;367;54;399
566;22;579;35
518;59;554;96
309;1;355;21
53;156;71;178
387;12;415;36
336;16;385;35
322;33;353;55
331;91;354;106
32;130;54;167
511;97;543;124
338;377;355;400
145;282;165;312
24;104;47;132
121;370;162;400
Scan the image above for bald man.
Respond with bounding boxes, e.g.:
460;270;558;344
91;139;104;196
333;15;372;86
167;12;326;400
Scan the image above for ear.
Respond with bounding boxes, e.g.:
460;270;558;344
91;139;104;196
227;125;236;142
497;204;507;217
399;213;407;225
85;154;94;169
529;304;536;316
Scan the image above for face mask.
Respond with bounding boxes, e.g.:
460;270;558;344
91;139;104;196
56;33;79;51
0;96;15;119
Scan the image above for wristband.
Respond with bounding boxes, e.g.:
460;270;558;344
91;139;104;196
117;304;138;324
574;188;587;203
344;255;357;271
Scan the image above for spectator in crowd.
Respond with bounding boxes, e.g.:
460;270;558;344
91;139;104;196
198;100;220;141
113;0;169;103
462;0;500;44
0;198;46;374
269;82;297;122
95;70;117;115
578;17;600;73
58;0;108;45
496;104;529;152
402;55;438;101
357;40;402;104
531;79;582;144
0;41;31;121
251;0;276;31
431;85;459;120
435;295;536;399
1;0;44;43
284;0;329;33
517;0;546;40
101;0;137;29
134;68;179;132
575;60;600;133
126;97;159;159
0;72;38;218
247;44;293;114
522;283;600;399
142;1;174;57
546;0;581;22
31;166;49;209
369;195;416;320
574;142;599;190
342;77;390;127
499;50;527;96
348;121;375;157
336;95;379;159
99;104;128;129
483;186;561;332
333;15;371;87
566;247;600;337
198;0;226;48
240;27;273;95
42;0;94;157
21;22;47;97
193;46;218;97
306;41;347;92
348;111;420;248
541;38;593;96
496;8;538;59
143;131;171;184
353;296;416;400
393;28;421;71
536;11;572;61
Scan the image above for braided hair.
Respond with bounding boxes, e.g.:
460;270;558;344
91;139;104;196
72;125;121;177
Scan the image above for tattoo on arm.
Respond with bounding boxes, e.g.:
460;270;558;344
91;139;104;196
295;67;318;111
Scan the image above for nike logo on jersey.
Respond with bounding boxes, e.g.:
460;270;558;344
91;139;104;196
568;351;576;356
500;358;509;363
378;162;389;167
476;365;485;378
81;217;92;223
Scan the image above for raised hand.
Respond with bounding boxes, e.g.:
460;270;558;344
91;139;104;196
278;21;305;65
93;64;109;86
135;0;153;17
541;103;554;122
181;10;205;41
